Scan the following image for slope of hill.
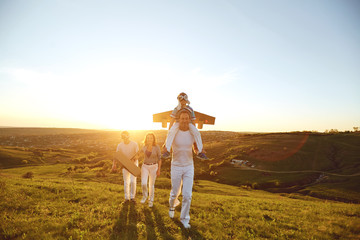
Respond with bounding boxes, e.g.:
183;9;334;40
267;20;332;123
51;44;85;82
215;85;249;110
0;128;359;202
204;132;360;202
1;164;359;240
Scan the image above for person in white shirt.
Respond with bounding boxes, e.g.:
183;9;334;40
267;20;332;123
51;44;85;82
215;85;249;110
162;92;208;160
113;131;139;203
168;108;196;229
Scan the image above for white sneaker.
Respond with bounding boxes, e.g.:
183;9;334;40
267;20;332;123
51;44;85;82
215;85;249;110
182;222;191;229
140;197;147;204
148;201;153;207
174;199;180;208
169;208;175;218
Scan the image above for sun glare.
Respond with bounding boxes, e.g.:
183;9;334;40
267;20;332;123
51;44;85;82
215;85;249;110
4;61;237;131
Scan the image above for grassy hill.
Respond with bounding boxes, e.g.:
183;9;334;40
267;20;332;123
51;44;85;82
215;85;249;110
1;164;359;240
204;132;360;202
1;129;360;201
1;128;360;239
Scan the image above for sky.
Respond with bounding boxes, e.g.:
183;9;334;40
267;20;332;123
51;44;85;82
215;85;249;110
0;0;359;132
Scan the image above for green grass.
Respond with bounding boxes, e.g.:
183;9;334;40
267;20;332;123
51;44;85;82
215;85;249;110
0;146;102;169
1;129;360;239
1;130;360;201
1;164;360;240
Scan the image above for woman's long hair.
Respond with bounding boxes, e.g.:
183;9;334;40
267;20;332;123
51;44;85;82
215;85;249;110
143;132;157;146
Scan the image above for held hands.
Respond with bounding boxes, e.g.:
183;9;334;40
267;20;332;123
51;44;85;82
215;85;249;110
111;160;117;173
130;151;141;162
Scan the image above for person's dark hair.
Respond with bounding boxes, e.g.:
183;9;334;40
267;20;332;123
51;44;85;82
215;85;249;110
177;108;191;118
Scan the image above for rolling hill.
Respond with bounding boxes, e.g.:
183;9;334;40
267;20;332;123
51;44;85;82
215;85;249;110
1;128;360;239
1;128;359;202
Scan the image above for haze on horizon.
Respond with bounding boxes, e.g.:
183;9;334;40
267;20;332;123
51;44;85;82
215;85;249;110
0;0;359;132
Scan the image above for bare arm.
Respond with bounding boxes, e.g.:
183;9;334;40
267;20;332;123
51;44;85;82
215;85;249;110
112;145;120;172
156;146;162;176
157;159;162;176
111;158;117;172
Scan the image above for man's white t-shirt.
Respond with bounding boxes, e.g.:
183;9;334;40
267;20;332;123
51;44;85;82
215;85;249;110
171;130;194;167
116;141;139;159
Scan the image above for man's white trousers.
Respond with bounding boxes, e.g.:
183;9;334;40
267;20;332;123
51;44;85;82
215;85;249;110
141;163;158;202
169;164;194;225
122;160;138;200
165;123;203;152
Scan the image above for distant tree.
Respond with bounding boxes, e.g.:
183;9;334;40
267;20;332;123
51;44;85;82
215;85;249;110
326;144;343;169
354;127;359;132
22;172;34;179
329;129;339;133
0;180;5;190
32;150;43;157
210;171;217;176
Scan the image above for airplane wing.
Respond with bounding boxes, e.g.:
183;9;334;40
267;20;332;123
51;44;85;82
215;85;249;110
153;110;215;129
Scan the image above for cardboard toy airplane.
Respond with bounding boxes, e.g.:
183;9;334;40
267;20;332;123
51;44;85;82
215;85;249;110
153;110;215;129
113;150;141;177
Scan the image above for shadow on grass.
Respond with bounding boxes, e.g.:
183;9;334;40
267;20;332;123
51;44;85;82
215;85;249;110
145;206;176;240
111;201;138;240
110;202;204;240
148;206;205;240
172;218;206;240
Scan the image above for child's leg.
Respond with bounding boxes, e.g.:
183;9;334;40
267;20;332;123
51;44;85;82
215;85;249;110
165;122;179;152
188;124;203;153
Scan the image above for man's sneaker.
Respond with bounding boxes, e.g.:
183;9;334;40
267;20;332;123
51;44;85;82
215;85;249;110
181;222;191;229
169;208;175;218
130;198;136;203
123;199;130;204
161;151;171;160
174;199;180;208
197;152;209;160
148;201;153;207
140;197;147;204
